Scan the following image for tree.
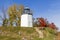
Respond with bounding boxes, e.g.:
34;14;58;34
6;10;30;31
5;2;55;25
48;23;57;30
7;4;24;27
0;6;8;26
35;17;47;27
16;5;24;26
8;4;17;26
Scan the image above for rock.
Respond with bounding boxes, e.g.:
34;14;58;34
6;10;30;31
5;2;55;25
22;37;27;40
18;31;21;35
34;27;44;38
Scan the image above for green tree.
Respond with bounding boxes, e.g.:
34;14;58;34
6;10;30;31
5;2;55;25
7;4;24;27
8;4;17;26
16;5;24;26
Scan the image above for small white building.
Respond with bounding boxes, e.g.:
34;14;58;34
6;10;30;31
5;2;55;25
21;7;33;27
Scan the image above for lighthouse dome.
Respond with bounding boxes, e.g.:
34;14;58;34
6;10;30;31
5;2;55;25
22;7;32;15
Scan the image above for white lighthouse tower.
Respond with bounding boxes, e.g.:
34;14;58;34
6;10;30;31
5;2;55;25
21;7;33;27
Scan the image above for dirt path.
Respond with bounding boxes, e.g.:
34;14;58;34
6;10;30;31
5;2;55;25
34;27;44;38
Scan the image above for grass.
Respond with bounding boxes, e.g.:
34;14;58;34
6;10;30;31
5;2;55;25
55;32;60;40
0;27;57;40
0;27;39;40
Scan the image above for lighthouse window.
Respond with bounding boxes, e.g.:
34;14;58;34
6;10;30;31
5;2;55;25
24;10;30;14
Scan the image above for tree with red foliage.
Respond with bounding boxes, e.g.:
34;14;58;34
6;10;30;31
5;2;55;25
34;17;57;30
37;17;47;27
48;23;57;30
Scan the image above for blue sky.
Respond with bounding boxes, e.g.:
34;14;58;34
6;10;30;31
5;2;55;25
0;0;60;31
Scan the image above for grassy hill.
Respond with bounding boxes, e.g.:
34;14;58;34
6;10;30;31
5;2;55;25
0;27;40;40
0;27;57;40
55;32;60;40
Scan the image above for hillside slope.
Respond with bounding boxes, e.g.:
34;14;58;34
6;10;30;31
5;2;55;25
0;27;57;40
55;32;60;40
0;27;40;40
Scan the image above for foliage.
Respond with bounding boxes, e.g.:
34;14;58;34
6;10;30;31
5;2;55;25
38;17;47;27
2;19;8;27
42;27;56;40
34;17;57;30
7;4;24;26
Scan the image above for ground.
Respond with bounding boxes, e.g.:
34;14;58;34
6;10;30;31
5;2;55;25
0;27;40;40
55;32;60;40
0;27;59;40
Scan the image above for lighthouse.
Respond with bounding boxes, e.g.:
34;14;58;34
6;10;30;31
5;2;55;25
21;7;33;27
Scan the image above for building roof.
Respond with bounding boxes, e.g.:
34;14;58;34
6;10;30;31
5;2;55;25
22;7;33;15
